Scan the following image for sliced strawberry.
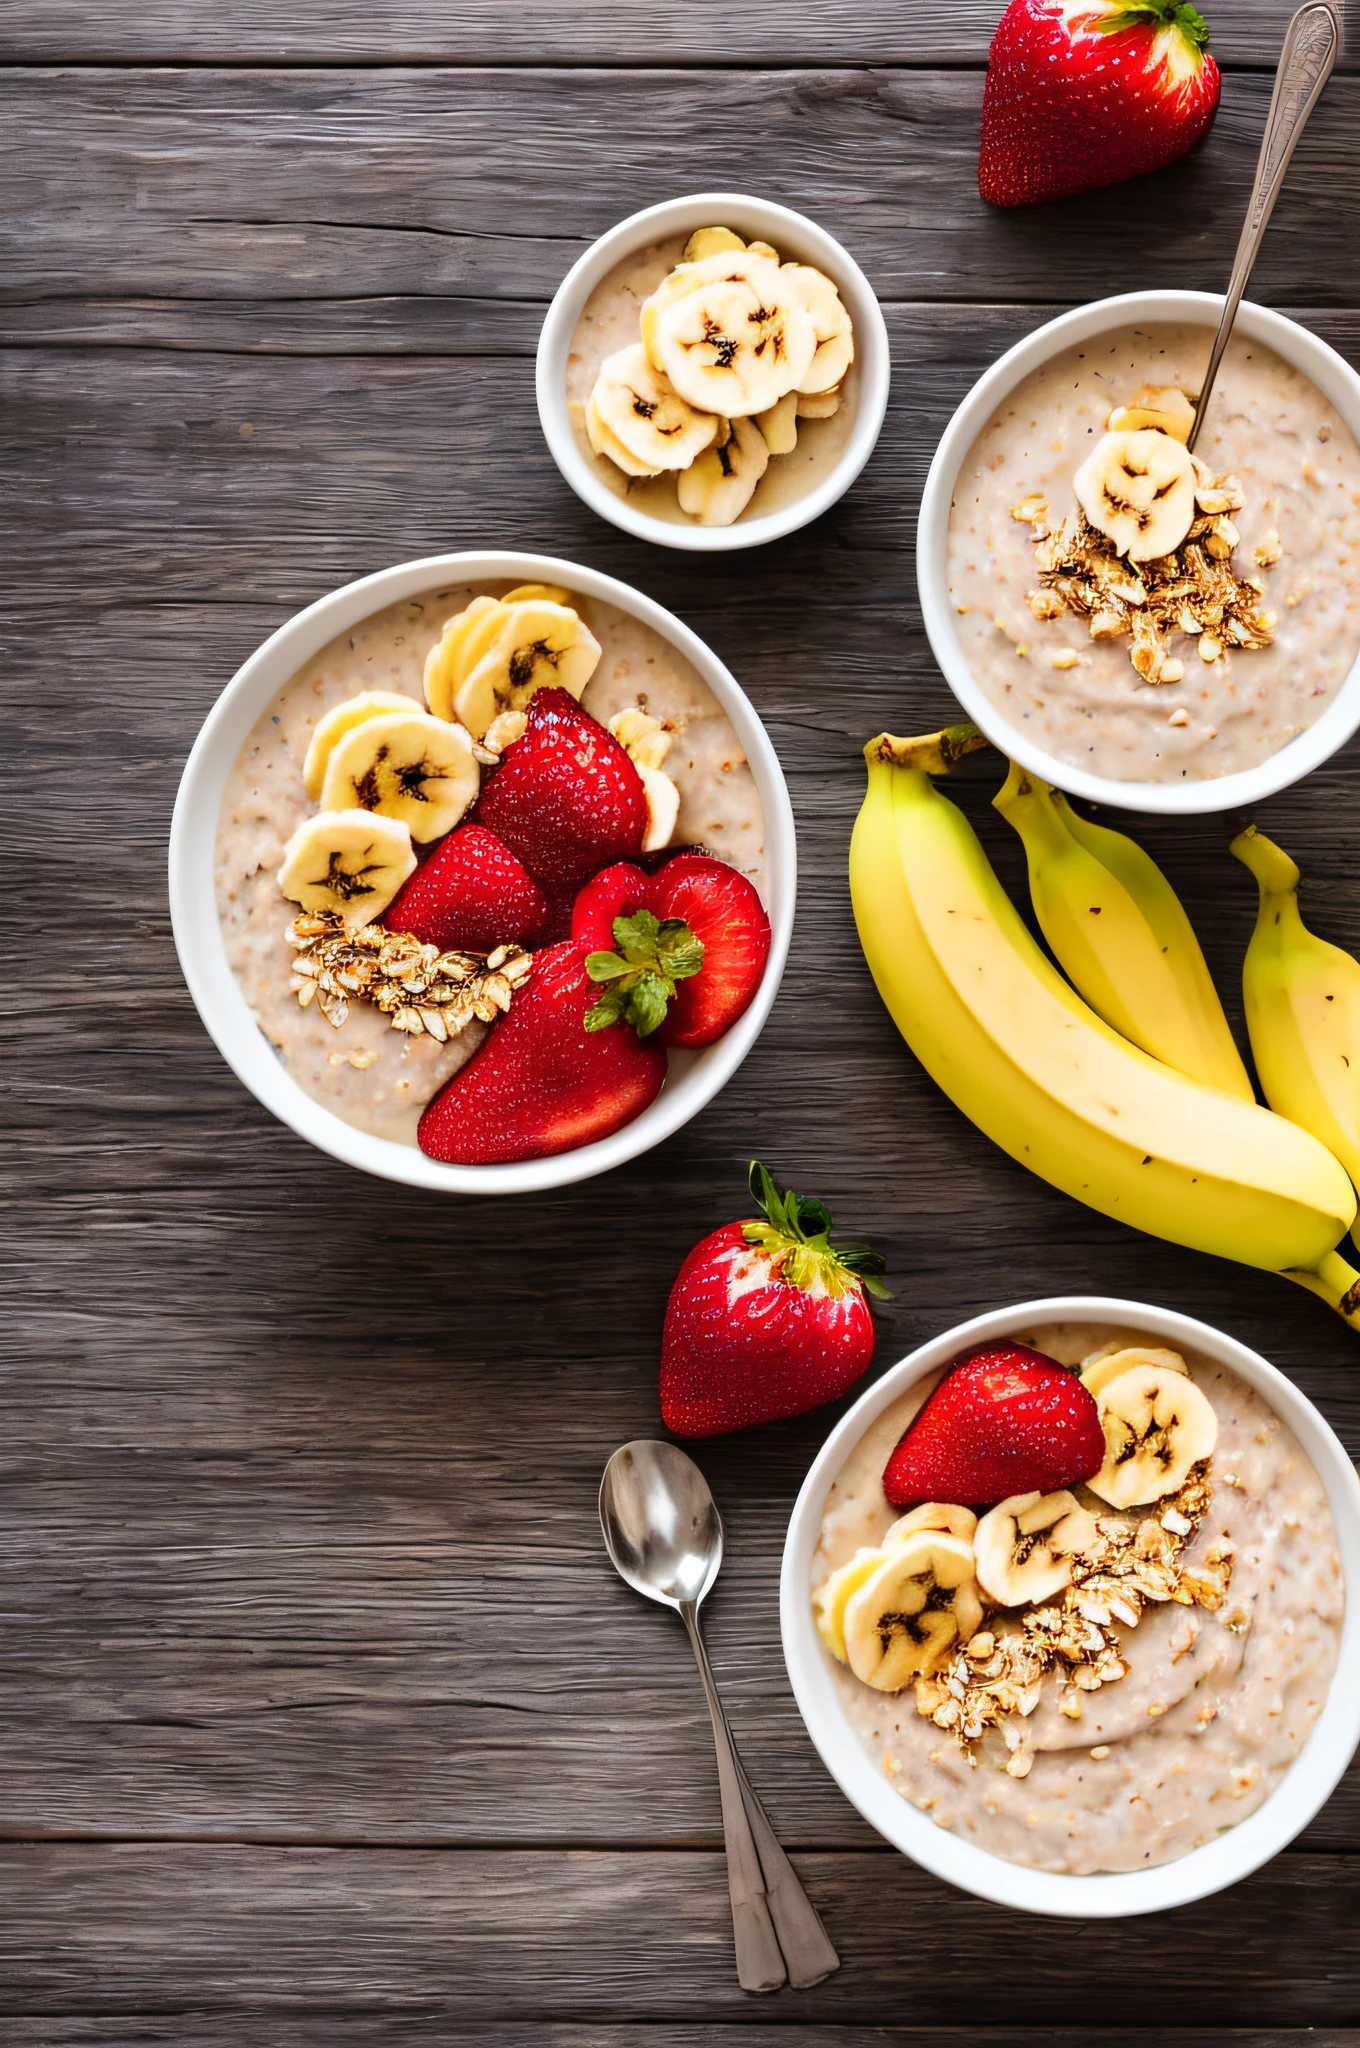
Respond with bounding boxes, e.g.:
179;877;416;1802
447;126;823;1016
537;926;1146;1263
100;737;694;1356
571;862;651;952
660;1161;887;1438
979;0;1221;209
882;1343;1105;1508
473;687;647;896
417;940;666;1165
384;824;547;953
649;854;771;1049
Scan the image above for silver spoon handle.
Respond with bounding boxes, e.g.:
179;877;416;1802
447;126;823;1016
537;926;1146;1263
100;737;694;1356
681;1603;786;1994
733;1753;841;1988
1189;1;1338;452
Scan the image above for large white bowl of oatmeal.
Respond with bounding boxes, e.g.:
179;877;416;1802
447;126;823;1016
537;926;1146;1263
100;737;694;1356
781;1297;1360;1917
537;193;890;551
170;552;795;1192
919;292;1360;812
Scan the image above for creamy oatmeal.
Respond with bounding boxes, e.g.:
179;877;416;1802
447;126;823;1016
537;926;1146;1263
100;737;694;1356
567;233;859;527
948;324;1360;782
215;582;765;1146
812;1320;1343;1874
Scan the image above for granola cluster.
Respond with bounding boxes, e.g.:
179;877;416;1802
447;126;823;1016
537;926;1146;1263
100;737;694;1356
287;910;532;1041
913;1466;1235;1778
1011;482;1279;686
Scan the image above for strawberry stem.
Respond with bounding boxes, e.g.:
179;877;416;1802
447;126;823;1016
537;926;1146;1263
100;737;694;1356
1095;1;1210;53
584;908;703;1038
743;1160;891;1300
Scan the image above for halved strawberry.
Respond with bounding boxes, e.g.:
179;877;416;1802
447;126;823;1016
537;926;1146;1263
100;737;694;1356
384;823;547;952
473;687;647;896
417;940;667;1165
650;854;771;1049
881;1343;1105;1508
571;862;651;952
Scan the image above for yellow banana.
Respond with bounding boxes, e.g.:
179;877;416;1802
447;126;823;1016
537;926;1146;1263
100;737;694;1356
994;762;1253;1101
849;727;1360;1328
1233;824;1360;1251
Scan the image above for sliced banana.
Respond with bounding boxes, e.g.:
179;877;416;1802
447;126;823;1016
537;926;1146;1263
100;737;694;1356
1080;1344;1190;1399
502;582;573;606
746;240;780;262
590;344;720;476
974;1490;1100;1607
638;762;680;853
677;414;769;527
1074;429;1198;561
885;1502;978;1544
1087;1364;1218;1509
1107;386;1196;443
755;390;799;456
482;708;528;755
782;263;854;395
813;1547;885;1664
682;225;746;263
302;691;425;801
645;250;815;418
586;389;664;478
607;706;673;771
797;386;842;421
278;808;416;927
842;1530;984;1691
453;599;602;740
424;596;508;722
320;710;479;842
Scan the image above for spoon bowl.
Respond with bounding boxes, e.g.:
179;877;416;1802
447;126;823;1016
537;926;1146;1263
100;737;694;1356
599;1439;724;1610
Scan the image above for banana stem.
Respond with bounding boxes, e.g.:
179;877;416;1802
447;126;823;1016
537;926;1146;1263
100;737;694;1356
1230;823;1301;897
1283;1249;1360;1330
864;723;989;775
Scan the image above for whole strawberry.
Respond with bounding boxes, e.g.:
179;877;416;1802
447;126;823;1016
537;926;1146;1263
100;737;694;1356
660;1163;887;1439
473;687;647;896
979;0;1221;209
881;1342;1105;1507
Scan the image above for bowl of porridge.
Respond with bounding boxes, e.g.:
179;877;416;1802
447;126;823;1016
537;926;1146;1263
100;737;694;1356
170;551;795;1193
781;1296;1360;1916
918;291;1360;812
537;193;890;551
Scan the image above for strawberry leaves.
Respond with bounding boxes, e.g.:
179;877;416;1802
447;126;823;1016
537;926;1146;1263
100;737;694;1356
584;909;704;1038
1096;1;1209;51
743;1159;891;1300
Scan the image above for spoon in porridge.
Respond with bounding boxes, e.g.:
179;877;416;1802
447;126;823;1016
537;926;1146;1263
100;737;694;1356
599;1440;839;1992
1188;0;1338;451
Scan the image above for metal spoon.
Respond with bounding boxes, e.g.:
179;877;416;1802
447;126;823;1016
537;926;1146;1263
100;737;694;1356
599;1439;839;1993
1188;0;1339;452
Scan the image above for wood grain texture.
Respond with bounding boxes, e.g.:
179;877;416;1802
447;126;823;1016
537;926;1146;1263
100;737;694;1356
0;0;1345;68
5;68;1360;317
3;2036;1356;2048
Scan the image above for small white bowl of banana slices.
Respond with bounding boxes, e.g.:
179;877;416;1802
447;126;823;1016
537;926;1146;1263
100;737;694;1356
781;1296;1360;1918
537;193;890;550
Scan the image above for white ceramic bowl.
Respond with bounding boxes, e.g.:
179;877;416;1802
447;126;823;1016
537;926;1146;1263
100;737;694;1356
917;290;1360;814
536;192;890;552
169;551;796;1194
781;1294;1360;1918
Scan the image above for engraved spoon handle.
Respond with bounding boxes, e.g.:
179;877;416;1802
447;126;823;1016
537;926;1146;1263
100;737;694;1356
1188;1;1339;452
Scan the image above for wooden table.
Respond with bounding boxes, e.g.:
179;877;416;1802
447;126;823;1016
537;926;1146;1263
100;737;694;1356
4;1;1360;2037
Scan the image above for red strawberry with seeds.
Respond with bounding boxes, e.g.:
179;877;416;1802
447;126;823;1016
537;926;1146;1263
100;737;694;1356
417;940;667;1165
571;861;651;952
979;0;1221;210
882;1342;1105;1508
473;687;647;896
650;854;771;1049
384;824;547;952
660;1163;887;1438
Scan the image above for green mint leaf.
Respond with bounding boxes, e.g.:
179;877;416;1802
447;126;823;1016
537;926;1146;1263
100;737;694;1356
586;949;631;983
584;984;628;1032
626;974;671;1039
612;908;663;960
658;926;705;982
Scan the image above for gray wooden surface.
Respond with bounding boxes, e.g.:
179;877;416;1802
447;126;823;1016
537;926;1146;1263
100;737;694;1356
4;2;1360;2039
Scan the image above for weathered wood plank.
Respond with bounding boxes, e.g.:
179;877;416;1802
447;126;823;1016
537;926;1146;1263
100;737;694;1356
0;2032;1353;2048
0;0;1342;68
2;1847;1360;2022
4;68;1360;315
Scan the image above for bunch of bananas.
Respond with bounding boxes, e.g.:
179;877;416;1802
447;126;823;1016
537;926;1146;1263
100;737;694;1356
849;723;1360;1329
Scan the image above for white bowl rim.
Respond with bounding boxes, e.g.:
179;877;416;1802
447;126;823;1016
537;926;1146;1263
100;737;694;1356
917;289;1360;814
780;1292;1360;1918
535;190;891;553
169;549;796;1194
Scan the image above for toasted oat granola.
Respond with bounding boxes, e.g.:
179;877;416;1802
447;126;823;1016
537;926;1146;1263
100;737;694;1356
913;1465;1233;1775
1011;473;1277;685
286;910;532;1041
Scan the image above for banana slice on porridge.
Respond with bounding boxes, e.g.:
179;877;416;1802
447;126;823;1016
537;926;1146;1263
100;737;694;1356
320;710;479;841
453;599;603;739
1087;1362;1218;1508
973;1489;1099;1606
1080;1344;1190;1398
842;1529;985;1691
783;263;855;396
590;344;720;475
677;415;769;527
278;808;416;926
643;250;816;417
303;690;425;801
1074;428;1199;560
